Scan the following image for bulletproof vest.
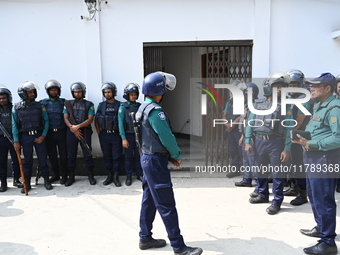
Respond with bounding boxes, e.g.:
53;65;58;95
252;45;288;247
291;93;305;119
123;102;141;134
136;102;169;155
15;101;43;132
298;99;314;131
69;100;91;125
41;99;66;129
226;98;240;122
238;106;250;134
252;99;284;136
0;105;12;135
96;100;120;131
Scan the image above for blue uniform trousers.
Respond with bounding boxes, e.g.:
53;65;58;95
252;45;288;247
227;129;243;171
98;131;122;173
139;154;186;253
0;136;20;182
289;143;306;189
242;140;258;185
123;133;142;177
304;149;340;247
46;129;67;175
66;128;94;171
19;132;49;178
254;137;285;206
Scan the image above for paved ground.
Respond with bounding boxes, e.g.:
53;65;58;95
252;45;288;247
0;172;339;255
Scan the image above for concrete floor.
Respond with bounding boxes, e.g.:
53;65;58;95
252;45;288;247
0;172;339;255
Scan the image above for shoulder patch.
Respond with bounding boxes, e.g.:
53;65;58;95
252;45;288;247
330;116;337;123
158;112;166;120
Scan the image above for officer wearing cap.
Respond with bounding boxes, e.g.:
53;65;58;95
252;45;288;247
235;82;259;189
283;69;310;206
118;83;143;186
293;72;340;255
223;80;243;178
245;72;293;215
137;72;202;255
94;82;122;187
0;85;22;191
63;82;96;186
41;80;68;185
12;81;52;193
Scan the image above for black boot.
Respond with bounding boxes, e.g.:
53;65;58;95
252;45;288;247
103;171;113;185
0;180;7;192
21;177;32;194
60;172;68;185
13;178;23;188
113;172;121;187
290;188;308;206
43;176;53;190
49;172;60;183
125;176;132;186
88;171;97;185
65;171;75;187
283;182;299;196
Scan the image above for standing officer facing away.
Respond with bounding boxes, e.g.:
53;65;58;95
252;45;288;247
63;82;96;186
41;80;68;185
137;72;203;255
118;83;143;186
293;73;340;255
95;82;122;187
12;81;52;193
0;85;22;191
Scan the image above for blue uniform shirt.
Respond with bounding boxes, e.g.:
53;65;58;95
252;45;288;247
306;95;340;151
12;100;49;142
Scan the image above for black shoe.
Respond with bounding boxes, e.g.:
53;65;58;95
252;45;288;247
226;172;241;178
137;175;143;182
43;176;53;190
283;185;299;196
303;242;337;255
13;179;23;188
113;172;121;187
125;176;132;186
300;227;320;238
235;180;252;187
290;194;308;206
88;174;97;185
249;189;259;198
49;175;60;184
103;171;113;185
139;238;166;250
336;185;340;193
60;175;68;185
65;176;75;187
266;204;280;215
175;247;203;255
249;196;269;204
21;178;32;194
0;182;7;192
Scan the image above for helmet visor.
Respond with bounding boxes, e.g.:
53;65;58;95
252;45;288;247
157;72;176;91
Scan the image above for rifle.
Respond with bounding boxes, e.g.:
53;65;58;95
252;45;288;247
64;101;92;156
0;121;28;195
130;112;142;155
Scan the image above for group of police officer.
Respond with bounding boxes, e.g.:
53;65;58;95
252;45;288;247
0;73;203;255
224;70;340;255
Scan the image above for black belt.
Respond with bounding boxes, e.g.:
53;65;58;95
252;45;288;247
255;133;281;140
143;152;169;157
49;128;66;132
21;130;40;135
103;130;118;133
303;146;321;152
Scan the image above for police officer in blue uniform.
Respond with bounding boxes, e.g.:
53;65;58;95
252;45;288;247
12;81;52;193
245;72;293;215
223;81;243;178
63;82;96;186
41;80;68;185
283;69;310;206
137;72;202;255
294;73;340;255
95;82;122;187
0;85;22;191
118;83;143;186
235;82;259;189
